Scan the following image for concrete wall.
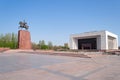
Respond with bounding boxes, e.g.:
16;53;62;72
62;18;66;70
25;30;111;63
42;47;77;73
106;31;118;50
96;36;101;50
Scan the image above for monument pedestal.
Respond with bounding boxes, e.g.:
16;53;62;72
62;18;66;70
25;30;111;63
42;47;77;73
18;30;31;49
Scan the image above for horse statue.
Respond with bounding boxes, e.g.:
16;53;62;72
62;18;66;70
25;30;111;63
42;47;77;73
19;20;29;30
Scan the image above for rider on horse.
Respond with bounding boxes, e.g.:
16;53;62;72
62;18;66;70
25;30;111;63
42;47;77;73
19;20;29;30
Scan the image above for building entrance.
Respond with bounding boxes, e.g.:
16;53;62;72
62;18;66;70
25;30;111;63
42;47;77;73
78;38;97;50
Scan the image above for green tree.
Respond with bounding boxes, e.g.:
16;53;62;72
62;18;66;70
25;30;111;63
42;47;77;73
38;40;49;49
38;40;45;49
64;43;69;49
48;41;53;49
41;40;45;45
41;45;49;49
0;33;18;49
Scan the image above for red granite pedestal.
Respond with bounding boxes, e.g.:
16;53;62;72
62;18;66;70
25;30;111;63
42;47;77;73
18;30;31;49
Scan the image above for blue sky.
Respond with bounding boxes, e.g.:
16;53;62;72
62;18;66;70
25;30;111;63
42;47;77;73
0;0;120;46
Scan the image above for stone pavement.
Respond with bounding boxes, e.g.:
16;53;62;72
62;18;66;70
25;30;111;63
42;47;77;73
0;52;120;80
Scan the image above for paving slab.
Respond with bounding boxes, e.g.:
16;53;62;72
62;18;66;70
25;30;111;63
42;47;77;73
0;52;120;80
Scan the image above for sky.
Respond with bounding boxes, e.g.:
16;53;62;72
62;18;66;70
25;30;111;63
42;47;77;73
0;0;120;46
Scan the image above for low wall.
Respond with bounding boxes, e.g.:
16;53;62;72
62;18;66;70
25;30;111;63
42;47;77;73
0;48;10;52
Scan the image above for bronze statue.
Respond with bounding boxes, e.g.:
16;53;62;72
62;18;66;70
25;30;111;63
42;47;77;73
19;20;29;30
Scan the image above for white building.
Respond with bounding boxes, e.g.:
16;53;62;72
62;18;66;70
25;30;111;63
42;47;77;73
69;30;118;50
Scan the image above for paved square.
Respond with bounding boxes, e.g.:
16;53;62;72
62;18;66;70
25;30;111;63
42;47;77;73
0;52;120;80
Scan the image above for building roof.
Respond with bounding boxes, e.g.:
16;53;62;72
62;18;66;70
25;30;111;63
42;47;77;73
70;30;118;38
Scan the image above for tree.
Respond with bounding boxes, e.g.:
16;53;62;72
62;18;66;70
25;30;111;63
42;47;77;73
32;42;39;50
48;41;53;49
41;45;49;49
11;33;18;49
0;33;18;49
38;40;49;49
38;40;45;49
39;40;45;46
64;43;69;49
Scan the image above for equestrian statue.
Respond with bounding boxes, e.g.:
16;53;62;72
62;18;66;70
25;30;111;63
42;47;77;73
19;20;29;30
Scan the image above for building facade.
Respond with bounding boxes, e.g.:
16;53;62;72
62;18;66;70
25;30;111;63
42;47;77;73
69;30;118;50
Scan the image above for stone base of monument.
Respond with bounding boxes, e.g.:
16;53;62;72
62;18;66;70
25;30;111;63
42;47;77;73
18;30;31;49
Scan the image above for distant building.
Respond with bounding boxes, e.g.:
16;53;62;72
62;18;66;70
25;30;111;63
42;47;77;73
69;30;118;50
